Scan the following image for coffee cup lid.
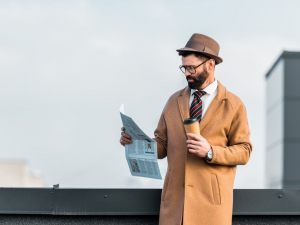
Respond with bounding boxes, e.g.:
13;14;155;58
183;118;199;125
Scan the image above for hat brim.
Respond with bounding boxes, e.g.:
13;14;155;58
176;47;223;65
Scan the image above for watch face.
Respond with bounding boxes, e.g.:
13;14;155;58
207;149;213;160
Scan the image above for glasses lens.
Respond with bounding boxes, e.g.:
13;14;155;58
188;66;196;74
179;66;186;74
179;65;196;74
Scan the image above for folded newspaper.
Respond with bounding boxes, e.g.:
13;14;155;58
120;108;162;180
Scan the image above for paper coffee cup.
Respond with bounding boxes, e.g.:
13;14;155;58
183;118;200;137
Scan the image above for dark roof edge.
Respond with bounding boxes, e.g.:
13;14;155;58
265;51;300;78
1;188;300;216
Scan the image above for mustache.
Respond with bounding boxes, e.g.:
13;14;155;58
186;75;205;82
186;75;198;81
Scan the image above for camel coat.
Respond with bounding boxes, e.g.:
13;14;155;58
154;81;252;225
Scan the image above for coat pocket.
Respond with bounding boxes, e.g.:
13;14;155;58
210;174;222;205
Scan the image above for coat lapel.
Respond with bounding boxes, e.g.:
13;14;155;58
177;87;190;125
200;81;227;132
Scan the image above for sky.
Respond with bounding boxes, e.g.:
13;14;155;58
0;0;300;188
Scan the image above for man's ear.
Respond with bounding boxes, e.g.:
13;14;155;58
207;59;216;71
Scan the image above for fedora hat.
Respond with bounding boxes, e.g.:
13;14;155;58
176;33;223;64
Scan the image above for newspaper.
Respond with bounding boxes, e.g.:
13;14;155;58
120;107;162;180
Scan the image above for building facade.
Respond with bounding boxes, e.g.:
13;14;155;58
266;51;300;188
0;159;44;187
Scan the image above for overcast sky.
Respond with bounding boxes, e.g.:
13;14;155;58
1;0;300;188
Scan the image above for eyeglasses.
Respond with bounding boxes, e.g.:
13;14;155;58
179;59;209;75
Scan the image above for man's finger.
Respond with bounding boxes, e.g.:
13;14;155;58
122;136;132;142
187;133;206;141
121;132;132;139
186;133;201;141
187;144;199;150
186;140;202;145
120;138;132;145
188;149;198;154
120;139;125;146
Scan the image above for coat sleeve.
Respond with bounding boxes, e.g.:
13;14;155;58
208;102;252;166
154;113;168;159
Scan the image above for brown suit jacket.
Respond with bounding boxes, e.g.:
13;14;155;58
154;81;252;225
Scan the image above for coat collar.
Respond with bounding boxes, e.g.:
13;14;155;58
177;81;227;133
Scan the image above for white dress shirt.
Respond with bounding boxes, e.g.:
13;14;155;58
189;80;218;119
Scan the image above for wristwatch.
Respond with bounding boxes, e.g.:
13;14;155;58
206;148;213;161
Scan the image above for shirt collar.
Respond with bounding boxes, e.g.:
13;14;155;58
190;79;218;96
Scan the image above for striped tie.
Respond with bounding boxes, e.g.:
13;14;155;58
190;90;206;120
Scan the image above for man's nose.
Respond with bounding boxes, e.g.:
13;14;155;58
184;70;193;76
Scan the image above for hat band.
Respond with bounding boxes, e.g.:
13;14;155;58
185;42;218;57
203;46;217;56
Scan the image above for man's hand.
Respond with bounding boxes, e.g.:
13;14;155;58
120;127;132;146
186;133;211;158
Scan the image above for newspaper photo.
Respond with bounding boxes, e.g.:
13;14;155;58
120;107;162;180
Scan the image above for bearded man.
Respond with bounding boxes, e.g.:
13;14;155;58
120;33;252;225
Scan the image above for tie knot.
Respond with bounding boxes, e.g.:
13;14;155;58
193;90;206;99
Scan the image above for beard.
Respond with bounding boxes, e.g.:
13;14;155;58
186;68;209;90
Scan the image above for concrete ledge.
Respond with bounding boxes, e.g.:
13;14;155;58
1;188;300;215
1;188;300;224
0;215;300;225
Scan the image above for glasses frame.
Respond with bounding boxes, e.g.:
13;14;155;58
179;59;209;75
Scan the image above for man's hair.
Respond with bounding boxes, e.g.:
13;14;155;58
179;51;215;67
178;51;209;61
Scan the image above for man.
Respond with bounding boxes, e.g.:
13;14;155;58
120;33;252;225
